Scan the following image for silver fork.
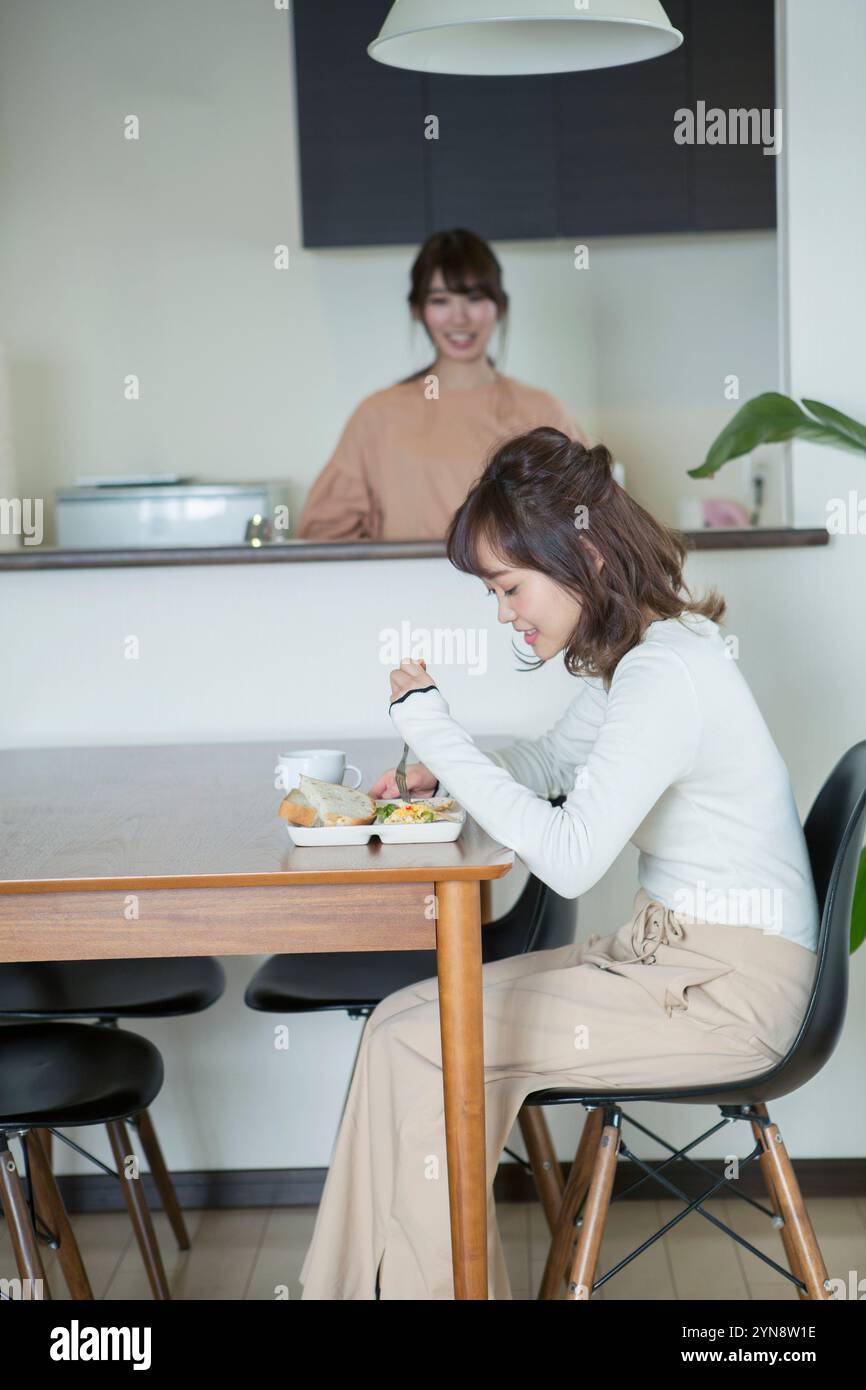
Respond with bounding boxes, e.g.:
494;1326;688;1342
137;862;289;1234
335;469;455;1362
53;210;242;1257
395;741;410;801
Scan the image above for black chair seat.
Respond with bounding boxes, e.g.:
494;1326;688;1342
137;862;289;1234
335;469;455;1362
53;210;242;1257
0;1021;164;1128
524;1072;794;1110
246;865;577;1014
245;947;441;1013
0;957;226;1020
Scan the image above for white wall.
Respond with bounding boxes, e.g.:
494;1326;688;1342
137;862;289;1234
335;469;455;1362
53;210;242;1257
0;0;864;1177
780;0;866;532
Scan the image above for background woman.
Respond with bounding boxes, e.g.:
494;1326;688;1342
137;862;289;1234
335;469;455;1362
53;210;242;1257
295;229;588;541
298;428;820;1300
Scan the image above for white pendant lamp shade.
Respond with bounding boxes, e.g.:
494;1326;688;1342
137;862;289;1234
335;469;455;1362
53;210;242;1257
368;0;683;76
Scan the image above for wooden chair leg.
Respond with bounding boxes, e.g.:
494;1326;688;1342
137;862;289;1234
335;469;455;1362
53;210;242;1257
753;1107;832;1301
749;1104;808;1300
131;1109;190;1250
518;1105;564;1234
0;1133;51;1299
564;1113;620;1301
537;1106;605;1300
34;1127;52;1169
25;1130;93;1299
106;1118;171;1299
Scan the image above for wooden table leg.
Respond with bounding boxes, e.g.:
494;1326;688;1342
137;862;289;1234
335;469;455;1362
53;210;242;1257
479;880;493;925
435;878;487;1300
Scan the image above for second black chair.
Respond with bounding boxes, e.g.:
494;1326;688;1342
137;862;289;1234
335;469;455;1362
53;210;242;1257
0;955;225;1297
0;1019;164;1300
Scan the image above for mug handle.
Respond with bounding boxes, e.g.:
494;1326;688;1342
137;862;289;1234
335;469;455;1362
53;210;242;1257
343;764;363;790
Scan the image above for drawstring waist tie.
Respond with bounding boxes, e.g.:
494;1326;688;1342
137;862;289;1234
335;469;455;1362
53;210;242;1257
582;897;724;1018
586;898;686;968
628;899;685;964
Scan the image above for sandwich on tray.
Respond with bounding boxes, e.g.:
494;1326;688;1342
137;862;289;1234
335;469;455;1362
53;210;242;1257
277;775;462;830
278;774;377;828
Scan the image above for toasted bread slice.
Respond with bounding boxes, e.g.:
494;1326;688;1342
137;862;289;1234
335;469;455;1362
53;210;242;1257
298;774;376;826
278;788;320;828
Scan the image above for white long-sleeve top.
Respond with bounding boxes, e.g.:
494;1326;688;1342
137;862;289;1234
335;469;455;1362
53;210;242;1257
389;613;820;952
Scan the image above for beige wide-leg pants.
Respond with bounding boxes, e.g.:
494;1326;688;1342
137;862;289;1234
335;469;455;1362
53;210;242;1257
298;886;818;1301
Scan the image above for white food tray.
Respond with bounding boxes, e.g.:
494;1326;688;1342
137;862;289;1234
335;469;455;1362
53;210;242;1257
285;798;466;846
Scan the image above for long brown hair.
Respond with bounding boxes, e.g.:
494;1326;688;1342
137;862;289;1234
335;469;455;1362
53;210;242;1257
446;427;726;688
397;228;509;385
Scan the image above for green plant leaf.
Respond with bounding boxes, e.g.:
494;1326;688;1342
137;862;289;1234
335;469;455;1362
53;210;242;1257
851;845;866;954
801;398;866;453
688;392;866;479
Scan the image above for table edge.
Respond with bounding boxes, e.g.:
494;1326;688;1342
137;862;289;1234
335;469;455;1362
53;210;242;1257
0;860;516;893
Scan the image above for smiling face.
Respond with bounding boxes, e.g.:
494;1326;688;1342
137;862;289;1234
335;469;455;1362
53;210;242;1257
416;267;499;365
475;535;596;662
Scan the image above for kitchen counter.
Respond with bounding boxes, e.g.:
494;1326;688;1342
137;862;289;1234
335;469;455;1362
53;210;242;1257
0;528;832;570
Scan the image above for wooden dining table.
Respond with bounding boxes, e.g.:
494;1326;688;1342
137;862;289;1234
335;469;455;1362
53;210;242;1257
0;737;514;1300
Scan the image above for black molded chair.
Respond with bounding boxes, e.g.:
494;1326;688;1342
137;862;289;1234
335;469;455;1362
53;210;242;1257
0;1020;164;1301
0;956;225;1298
526;741;866;1301
245;848;578;1230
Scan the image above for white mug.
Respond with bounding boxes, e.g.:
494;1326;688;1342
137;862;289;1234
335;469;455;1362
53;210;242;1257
275;748;363;793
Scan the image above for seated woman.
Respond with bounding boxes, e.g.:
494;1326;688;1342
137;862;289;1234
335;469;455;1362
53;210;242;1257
295;228;588;541
298;428;820;1300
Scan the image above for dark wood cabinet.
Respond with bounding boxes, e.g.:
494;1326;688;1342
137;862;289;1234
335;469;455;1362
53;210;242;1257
688;0;777;231
292;1;428;246
291;0;776;248
424;75;559;240
554;0;691;236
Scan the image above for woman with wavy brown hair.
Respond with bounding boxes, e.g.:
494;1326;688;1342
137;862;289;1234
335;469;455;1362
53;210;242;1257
299;428;820;1301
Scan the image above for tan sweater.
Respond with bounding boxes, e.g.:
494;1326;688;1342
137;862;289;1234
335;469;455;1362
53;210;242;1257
295;371;589;541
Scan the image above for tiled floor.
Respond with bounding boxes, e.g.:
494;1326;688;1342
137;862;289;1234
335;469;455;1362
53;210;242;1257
3;1195;865;1299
